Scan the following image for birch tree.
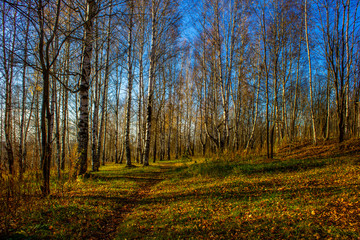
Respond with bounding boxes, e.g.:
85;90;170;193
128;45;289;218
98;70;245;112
305;0;317;144
125;0;134;167
77;0;97;176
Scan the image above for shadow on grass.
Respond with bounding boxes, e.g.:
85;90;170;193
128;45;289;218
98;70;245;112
88;175;164;182
2;204;108;240
137;181;353;206
116;205;358;240
179;158;333;179
2;164;174;240
88;164;171;182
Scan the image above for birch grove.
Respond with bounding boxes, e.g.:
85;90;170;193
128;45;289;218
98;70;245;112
1;0;360;195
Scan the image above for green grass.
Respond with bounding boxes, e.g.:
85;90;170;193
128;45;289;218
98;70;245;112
180;157;335;178
1;153;360;239
115;157;360;239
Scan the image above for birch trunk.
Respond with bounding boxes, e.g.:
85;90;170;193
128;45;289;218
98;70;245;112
125;0;134;167
91;18;100;171
144;0;157;166
305;0;317;144
77;0;97;176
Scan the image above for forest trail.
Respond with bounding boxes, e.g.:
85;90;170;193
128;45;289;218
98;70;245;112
1;160;190;240
87;162;178;240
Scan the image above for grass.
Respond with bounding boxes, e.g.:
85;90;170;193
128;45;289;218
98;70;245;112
1;140;360;239
115;158;360;239
0;164;144;239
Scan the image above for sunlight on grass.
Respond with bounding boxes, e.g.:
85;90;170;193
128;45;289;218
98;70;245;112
116;156;360;239
2;149;360;239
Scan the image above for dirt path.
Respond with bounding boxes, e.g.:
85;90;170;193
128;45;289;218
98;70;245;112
90;163;174;240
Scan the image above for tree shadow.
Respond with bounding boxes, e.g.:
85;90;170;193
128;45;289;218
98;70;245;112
88;174;164;182
181;158;330;179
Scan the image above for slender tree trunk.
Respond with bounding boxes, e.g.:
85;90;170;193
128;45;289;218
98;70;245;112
61;78;68;170
40;68;52;196
77;0;97;176
214;1;228;151
136;0;146;164
161;110;166;160
38;0;62;196
326;67;331;139
153;119;158;163
102;115;108;166
200;27;208;156
344;0;351;137
271;37;279;159
137;56;144;164
102;1;113;167
175;109;180;159
261;6;270;158
91;18;101;171
18;2;31;179
192;110;198;156
35;80;42;167
144;0;157;166
115;62;123;163
61;9;72;171
167;82;173;160
2;1;15;175
97;51;107;166
246;62;261;150
53;47;61;179
125;1;134;167
119;137;125;164
305;0;317;145
61;47;70;171
291;37;301;141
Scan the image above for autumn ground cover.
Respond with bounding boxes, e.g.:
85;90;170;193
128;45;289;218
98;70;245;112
1;139;360;239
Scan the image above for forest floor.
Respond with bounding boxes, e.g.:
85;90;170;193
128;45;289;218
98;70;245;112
1;139;360;239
